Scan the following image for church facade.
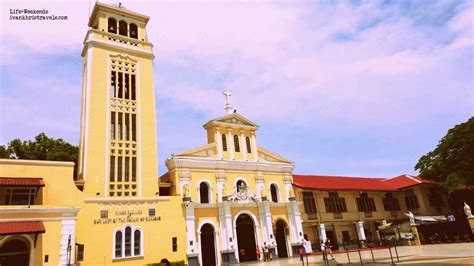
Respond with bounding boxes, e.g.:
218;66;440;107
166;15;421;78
162;91;304;265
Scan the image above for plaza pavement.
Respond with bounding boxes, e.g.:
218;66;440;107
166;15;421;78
234;243;474;265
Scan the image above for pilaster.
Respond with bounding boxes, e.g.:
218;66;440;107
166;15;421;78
251;133;258;161
216;127;222;159
227;129;234;160
240;130;247;161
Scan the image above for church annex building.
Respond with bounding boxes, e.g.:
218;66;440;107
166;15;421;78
0;3;471;266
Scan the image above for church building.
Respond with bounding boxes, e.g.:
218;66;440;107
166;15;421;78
162;91;305;265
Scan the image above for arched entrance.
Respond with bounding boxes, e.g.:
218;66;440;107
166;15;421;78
236;214;257;262
275;219;289;258
200;224;216;266
0;238;30;266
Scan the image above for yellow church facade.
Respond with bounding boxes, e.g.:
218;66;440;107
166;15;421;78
163;92;305;265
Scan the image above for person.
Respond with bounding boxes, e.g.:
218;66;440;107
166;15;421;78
263;244;269;262
320;240;326;261
298;245;305;263
325;239;334;259
256;245;261;260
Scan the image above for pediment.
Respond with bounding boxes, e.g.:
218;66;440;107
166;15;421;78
174;143;217;158
257;146;292;163
203;113;259;130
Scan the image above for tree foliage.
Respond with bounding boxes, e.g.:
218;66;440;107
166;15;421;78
415;117;474;189
1;133;78;176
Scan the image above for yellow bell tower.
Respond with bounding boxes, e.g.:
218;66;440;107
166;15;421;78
77;2;158;198
74;3;187;265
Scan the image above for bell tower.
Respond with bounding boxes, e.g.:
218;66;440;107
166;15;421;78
77;2;158;198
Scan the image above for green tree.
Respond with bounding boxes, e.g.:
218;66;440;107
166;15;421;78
415;117;474;189
3;133;79;177
0;145;9;158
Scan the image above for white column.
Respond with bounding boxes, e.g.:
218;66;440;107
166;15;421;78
186;204;198;254
216;128;222;159
59;218;76;265
251;133;258;161
357;221;366;241
217;181;224;203
256;173;264;200
286;203;298;244
228;130;234;160
292;201;304;242
319;224;327;242
265;205;275;246
218;204;231;250
240;131;247;161
283;176;292;202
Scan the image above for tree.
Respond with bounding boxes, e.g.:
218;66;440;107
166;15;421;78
415;117;474;189
2;133;79;177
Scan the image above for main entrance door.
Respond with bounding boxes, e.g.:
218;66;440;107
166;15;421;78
0;239;30;266
200;224;217;266
275;219;288;258
236;214;257;262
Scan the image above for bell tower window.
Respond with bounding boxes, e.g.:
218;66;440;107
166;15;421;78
129;23;138;39
119;20;128;36
108;18;117;34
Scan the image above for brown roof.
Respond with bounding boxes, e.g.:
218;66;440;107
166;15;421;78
0;177;45;187
0;221;46;235
292;174;433;191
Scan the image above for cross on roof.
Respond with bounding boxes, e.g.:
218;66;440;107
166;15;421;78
223;89;233;114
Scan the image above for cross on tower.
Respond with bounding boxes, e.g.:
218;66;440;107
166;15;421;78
223;89;233;114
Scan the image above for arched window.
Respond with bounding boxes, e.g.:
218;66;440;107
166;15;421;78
222;134;227;151
245;136;251;153
114;226;142;258
236;180;247;192
115;231;122;258
108;17;117;33
125;226;132;257
270;184;279;203
129;23;138;39
119;20;128;36
200;182;210;204
234;135;240;152
133;230;141;255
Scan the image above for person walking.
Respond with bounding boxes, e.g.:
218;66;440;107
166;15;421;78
263;244;269;262
256;245;262;261
320;240;326;261
298;245;306;263
325;239;334;260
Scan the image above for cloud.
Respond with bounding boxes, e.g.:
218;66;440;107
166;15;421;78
1;0;472;176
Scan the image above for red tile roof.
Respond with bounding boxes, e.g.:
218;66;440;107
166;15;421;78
0;221;46;235
380;174;433;190
292;174;433;191
0;177;45;187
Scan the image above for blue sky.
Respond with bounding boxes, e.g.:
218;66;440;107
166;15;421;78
1;0;472;177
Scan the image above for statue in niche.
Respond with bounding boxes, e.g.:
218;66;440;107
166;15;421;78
183;184;190;198
404;211;416;226
289;187;295;198
464;202;473;218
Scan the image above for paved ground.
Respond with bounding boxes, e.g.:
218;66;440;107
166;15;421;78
234;243;474;265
